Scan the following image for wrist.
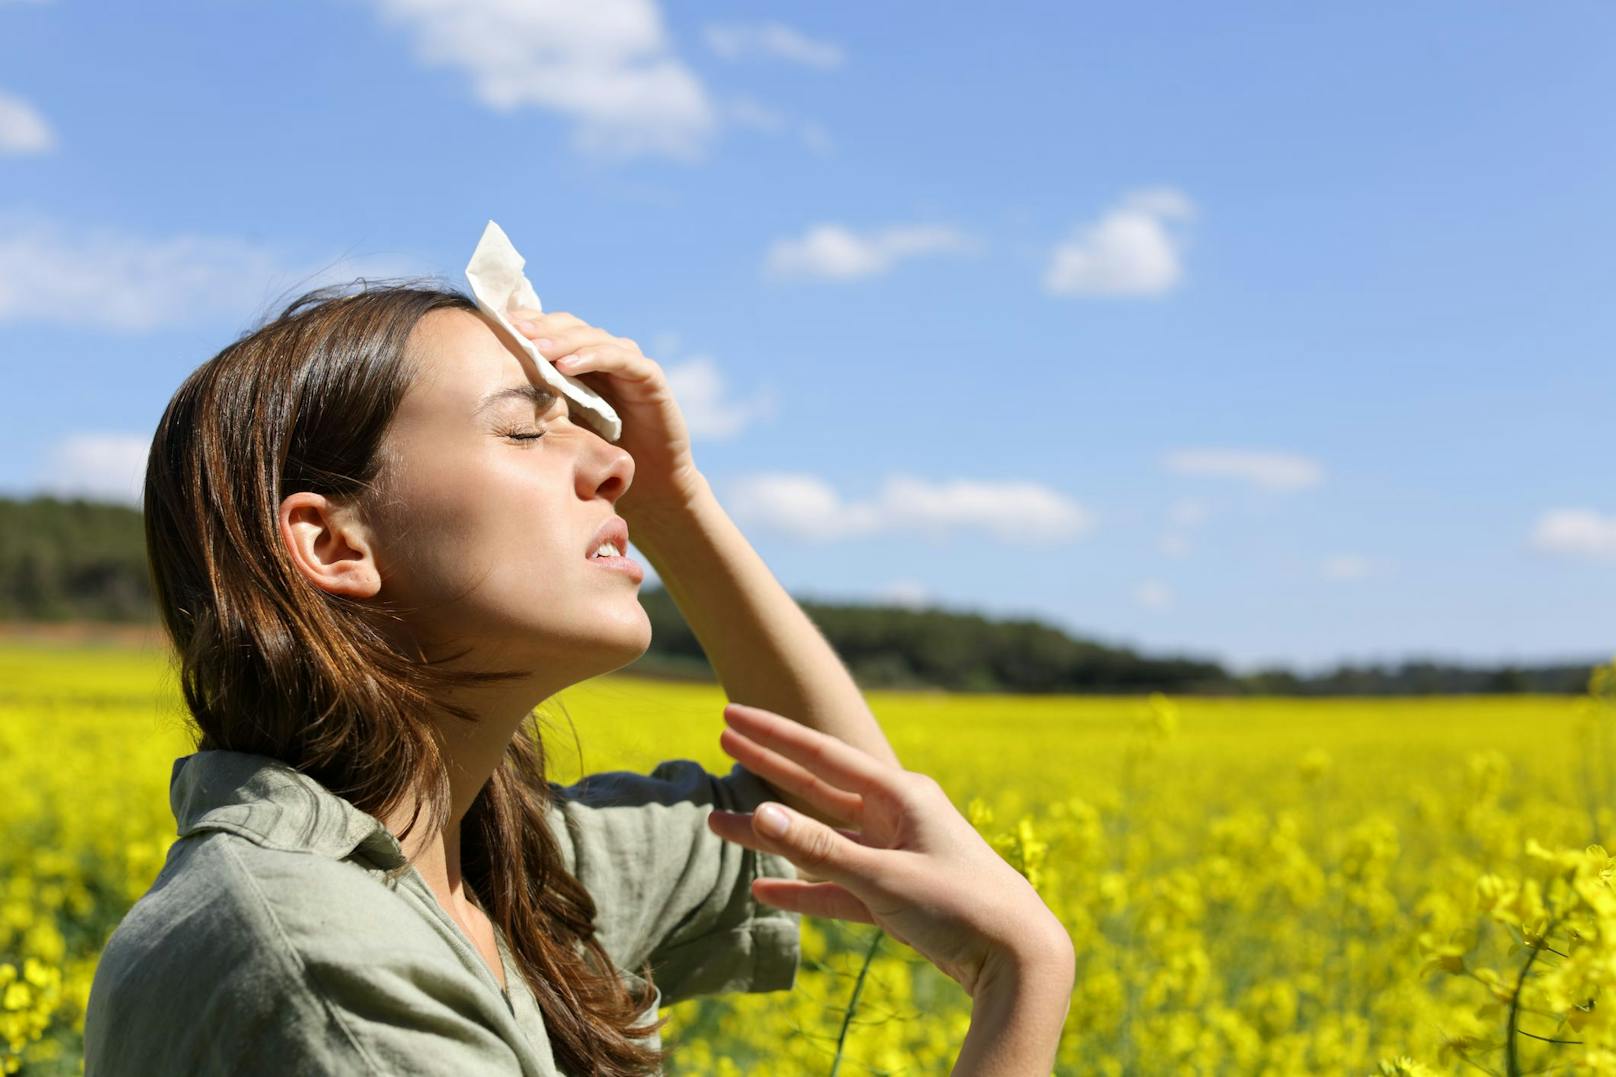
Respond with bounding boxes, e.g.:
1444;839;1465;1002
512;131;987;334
982;931;1073;996
956;931;1074;1076
620;469;712;536
978;918;1076;1000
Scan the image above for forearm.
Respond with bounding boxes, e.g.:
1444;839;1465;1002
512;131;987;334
954;940;1075;1076
625;471;903;812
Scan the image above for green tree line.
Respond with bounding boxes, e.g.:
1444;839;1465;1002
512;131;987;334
0;496;152;621
0;495;1602;695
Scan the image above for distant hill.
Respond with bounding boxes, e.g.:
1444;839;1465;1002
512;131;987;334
0;494;1605;695
632;585;1228;693
0;496;152;621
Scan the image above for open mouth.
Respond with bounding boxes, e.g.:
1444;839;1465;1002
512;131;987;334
584;517;640;580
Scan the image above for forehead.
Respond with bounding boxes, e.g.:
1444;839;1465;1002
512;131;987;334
401;307;540;415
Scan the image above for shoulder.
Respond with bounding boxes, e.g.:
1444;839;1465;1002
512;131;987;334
91;831;316;986
86;832;517;1076
85;832;375;1074
94;829;431;972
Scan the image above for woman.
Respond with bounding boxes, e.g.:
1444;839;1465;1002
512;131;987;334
82;281;1075;1075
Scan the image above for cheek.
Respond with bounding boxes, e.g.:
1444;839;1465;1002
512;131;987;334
381;447;574;596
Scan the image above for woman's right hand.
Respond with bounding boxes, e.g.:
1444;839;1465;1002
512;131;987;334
705;702;1075;1000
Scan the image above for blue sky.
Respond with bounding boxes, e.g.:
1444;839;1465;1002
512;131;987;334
1;0;1612;673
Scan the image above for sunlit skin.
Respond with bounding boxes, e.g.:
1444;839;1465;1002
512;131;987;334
275;305;693;982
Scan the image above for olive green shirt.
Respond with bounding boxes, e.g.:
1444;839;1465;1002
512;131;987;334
83;749;802;1075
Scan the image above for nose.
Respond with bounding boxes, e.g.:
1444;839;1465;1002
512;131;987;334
582;434;634;503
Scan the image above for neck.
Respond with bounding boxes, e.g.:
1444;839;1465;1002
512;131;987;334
380;675;557;917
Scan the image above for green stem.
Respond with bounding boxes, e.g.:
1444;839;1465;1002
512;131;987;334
1507;908;1567;1077
1514;1028;1581;1046
829;927;884;1077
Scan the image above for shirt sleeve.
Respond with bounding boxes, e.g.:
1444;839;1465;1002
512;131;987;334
547;758;803;1008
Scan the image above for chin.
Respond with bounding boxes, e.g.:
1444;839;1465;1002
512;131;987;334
581;628;653;681
590;602;655;662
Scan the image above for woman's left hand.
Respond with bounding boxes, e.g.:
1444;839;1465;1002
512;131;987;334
507;308;704;518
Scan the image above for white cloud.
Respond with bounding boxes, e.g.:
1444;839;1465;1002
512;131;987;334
724;95;787;134
1122;189;1195;218
1043;186;1195;297
722;96;833;155
0;211;421;331
1135;579;1174;609
722;473;1093;544
38;433;150;505
1162;448;1323;492
880;476;1090;543
874;578;930;609
366;0;717;162
661;354;776;440
1159;496;1210;557
800;119;833;156
1530;509;1616;561
1158;533;1192;558
703;21;844;68
1168;497;1209;527
1322;554;1373;580
764;222;974;280
722;473;868;541
0;90;55;155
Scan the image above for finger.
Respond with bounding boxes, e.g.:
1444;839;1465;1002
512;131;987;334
509;308;584;331
722;703;892;800
529;326;614;358
750;878;877;925
708;810;876;847
706;800;878;888
717;727;866;825
507;312;564;336
552;344;654;379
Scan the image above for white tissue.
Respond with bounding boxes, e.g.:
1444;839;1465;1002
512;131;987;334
463;220;622;443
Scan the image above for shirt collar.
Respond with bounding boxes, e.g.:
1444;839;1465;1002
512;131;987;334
170;749;408;869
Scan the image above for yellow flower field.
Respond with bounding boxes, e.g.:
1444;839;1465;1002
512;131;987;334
2;641;1612;1075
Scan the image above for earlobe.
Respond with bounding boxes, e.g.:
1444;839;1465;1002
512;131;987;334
278;491;382;599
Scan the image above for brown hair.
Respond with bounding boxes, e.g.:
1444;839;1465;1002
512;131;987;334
141;278;669;1075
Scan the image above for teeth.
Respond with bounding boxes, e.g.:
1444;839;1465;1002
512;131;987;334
592;542;622;559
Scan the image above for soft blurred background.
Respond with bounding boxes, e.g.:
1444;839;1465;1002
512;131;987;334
4;4;1616;1075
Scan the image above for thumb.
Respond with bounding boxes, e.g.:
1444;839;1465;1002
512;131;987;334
751;801;874;885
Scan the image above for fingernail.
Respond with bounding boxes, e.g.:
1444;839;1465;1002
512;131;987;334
755;803;789;837
535;337;554;351
513;319;537;333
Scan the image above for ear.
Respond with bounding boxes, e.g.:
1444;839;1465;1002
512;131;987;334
279;491;381;599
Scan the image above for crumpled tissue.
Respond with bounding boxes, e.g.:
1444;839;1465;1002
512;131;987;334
464;219;622;443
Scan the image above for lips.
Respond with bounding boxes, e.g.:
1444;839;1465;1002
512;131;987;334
585;515;629;560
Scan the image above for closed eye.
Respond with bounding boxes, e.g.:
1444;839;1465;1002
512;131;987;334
494;395;569;444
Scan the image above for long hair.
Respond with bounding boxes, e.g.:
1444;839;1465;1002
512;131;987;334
141;278;669;1075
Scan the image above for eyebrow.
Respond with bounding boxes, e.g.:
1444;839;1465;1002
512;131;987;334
474;383;559;417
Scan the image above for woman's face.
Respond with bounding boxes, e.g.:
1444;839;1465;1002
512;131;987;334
365;307;651;681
